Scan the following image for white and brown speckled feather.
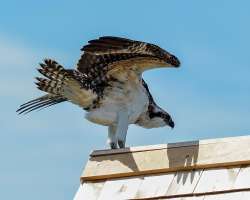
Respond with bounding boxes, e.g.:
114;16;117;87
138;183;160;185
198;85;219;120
17;59;97;114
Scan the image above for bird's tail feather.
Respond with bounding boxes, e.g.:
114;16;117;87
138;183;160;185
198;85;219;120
16;94;66;114
36;59;71;95
17;59;96;114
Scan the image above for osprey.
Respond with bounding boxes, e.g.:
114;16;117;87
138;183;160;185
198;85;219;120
17;36;180;149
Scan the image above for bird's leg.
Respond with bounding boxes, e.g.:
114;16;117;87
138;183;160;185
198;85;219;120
116;109;129;148
108;125;118;149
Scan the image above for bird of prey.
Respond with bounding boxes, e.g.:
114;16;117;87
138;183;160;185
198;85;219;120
17;36;180;149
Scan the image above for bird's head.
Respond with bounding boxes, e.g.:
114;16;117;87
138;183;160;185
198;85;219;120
148;107;175;128
138;104;175;129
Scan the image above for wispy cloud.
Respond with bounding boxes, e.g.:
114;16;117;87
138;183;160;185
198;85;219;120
0;35;36;67
0;34;108;200
0;34;71;99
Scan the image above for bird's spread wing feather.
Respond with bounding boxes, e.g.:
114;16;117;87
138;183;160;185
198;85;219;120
81;36;135;54
77;36;179;77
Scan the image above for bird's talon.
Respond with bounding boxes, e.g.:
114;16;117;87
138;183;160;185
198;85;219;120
110;142;118;149
118;140;125;148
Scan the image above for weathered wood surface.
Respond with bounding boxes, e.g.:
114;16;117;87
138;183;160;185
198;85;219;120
74;136;250;200
161;191;250;200
233;164;250;189
98;177;142;200
73;181;105;200
194;167;241;193
134;173;175;198
203;191;249;200
166;169;203;196
90;135;250;157
74;165;250;200
82;135;250;181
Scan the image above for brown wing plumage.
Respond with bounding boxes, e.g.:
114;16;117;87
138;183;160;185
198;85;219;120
76;36;180;76
77;36;148;74
81;36;135;54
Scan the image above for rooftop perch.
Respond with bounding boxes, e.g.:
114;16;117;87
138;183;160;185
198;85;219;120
74;135;250;199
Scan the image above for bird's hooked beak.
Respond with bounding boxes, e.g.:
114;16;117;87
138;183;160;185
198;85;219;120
168;118;175;129
162;113;175;129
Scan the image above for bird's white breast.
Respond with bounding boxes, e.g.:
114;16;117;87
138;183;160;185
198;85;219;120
85;70;149;126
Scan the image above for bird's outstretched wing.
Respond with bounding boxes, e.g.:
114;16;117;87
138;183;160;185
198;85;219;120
76;36;180;77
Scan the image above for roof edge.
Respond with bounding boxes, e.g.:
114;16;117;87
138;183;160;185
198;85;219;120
82;135;250;181
90;135;250;157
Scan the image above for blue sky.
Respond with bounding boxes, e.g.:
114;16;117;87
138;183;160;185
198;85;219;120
1;0;250;199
